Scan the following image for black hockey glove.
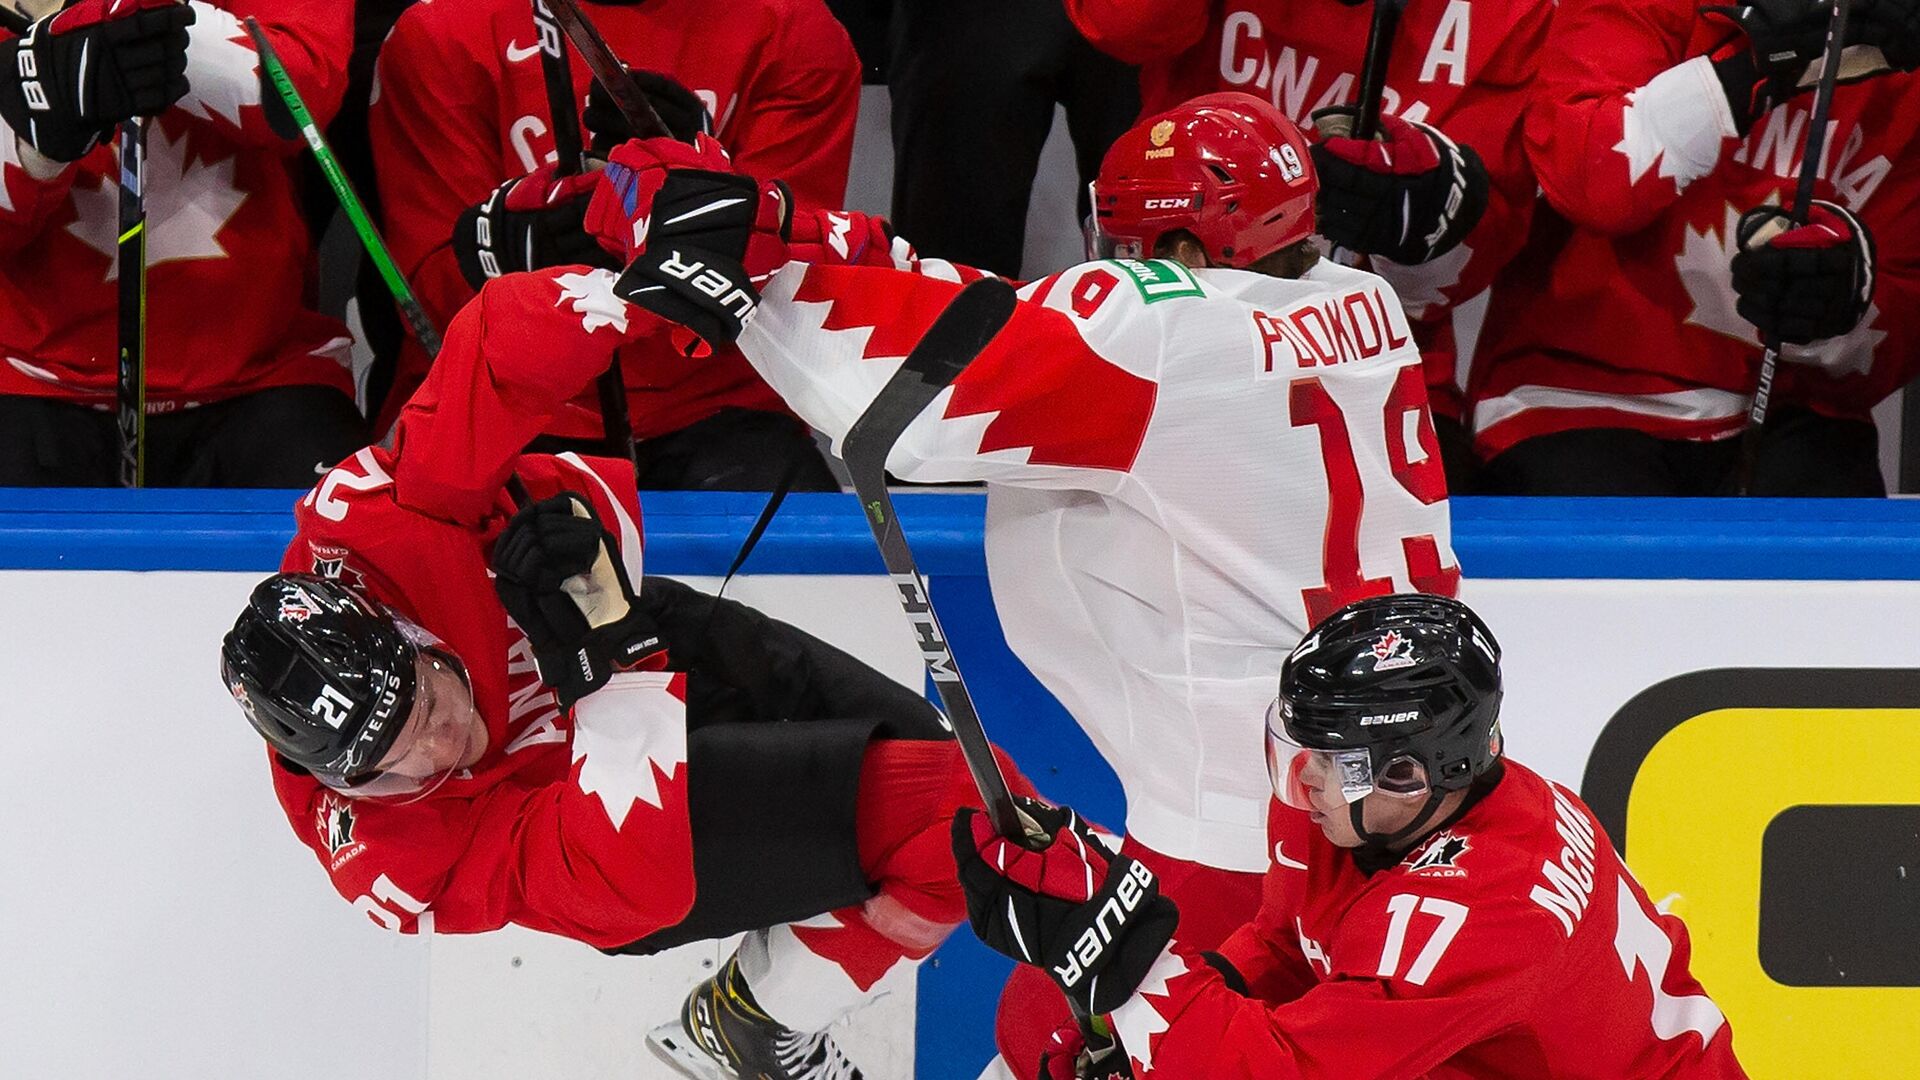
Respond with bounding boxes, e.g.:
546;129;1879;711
1851;0;1920;69
492;492;667;708
1309;107;1488;266
584;66;711;156
0;0;192;163
1732;199;1875;345
610;166;764;352
952;799;1179;1016
453;165;615;289
1705;0;1899;131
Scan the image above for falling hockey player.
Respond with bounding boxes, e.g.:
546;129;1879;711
575;91;1463;1076
951;593;1749;1077
215;179;1034;1080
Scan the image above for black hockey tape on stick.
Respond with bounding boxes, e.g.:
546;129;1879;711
1353;0;1408;140
1737;0;1851;495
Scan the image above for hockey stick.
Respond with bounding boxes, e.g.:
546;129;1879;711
843;278;1119;1054
1352;0;1408;140
531;0;634;464
116;119;148;487
531;0;588;171
544;0;672;140
1736;0;1850;495
246;19;443;359
840;278;1031;837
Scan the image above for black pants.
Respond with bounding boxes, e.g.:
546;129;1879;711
0;386;368;488
887;0;1139;276
1479;408;1886;496
606;577;953;955
526;407;841;492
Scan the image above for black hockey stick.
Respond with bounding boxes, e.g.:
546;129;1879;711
1352;0;1408;140
1736;0;1851;495
530;0;633;464
116;119;148;487
843;276;1120;1053
840;278;1028;838
532;0;588;173
247;19;444;360
0;7;27;34
545;0;673;140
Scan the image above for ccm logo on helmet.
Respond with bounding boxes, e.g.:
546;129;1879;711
1051;860;1157;988
1143;197;1194;210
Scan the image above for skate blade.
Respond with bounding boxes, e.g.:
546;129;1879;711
645;1019;737;1080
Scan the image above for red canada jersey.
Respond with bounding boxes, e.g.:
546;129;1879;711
268;266;701;948
368;0;860;438
1104;761;1747;1079
1064;0;1552;421
1470;0;1920;455
0;1;354;408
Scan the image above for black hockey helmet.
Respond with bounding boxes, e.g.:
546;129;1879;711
219;574;418;789
1268;593;1502;844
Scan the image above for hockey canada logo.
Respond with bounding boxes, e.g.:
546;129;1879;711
316;793;366;870
1406;830;1470;878
278;585;321;624
309;544;366;590
1371;630;1416;671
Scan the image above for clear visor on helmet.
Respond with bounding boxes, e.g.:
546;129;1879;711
1083;182;1146;262
325;650;482;803
1264;699;1431;811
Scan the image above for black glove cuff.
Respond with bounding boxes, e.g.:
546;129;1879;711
1712;50;1767;135
1199;950;1251;996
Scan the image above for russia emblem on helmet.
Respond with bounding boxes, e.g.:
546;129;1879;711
1088;91;1318;268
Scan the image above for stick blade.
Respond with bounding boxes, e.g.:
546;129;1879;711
841;276;1019;478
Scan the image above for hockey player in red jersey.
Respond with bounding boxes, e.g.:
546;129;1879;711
580;91;1464;1078
1064;0;1554;486
216;193;1034;1076
1470;0;1920;494
952;593;1749;1079
366;0;859;488
0;0;367;486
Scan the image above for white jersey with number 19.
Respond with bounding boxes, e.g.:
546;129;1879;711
737;256;1460;871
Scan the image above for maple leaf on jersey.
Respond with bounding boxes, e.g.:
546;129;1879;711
66;124;247;280
792;266;1157;472
553;270;632;335
1111;947;1190;1075
177;3;263;127
1613;64;1735;191
571;671;686;830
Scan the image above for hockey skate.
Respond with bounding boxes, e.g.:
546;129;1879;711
647;954;865;1080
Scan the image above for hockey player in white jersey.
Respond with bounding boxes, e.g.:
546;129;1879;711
580;92;1462;1080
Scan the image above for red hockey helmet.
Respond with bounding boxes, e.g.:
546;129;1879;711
1088;92;1317;268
